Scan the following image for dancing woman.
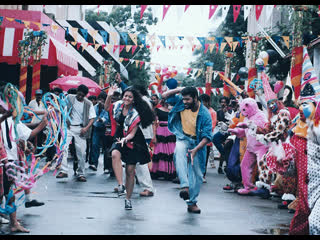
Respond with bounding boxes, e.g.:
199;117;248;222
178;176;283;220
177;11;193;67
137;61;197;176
105;85;155;210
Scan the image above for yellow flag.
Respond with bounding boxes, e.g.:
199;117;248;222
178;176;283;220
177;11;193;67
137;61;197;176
94;44;100;51
224;37;233;47
129;33;138;45
6;17;14;22
110;32;118;44
71;41;77;46
232;42;239;51
33;21;42;29
71;28;78;41
24;21;30;29
126;45;132;52
220;42;227;53
209;44;215;53
207;37;215;42
196;69;202;78
82;42;88;52
106;44;113;53
119;57;124;63
282;36;290;49
89;29;98;44
135;60;140;68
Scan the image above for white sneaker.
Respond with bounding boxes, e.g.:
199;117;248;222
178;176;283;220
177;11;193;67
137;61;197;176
0;216;9;224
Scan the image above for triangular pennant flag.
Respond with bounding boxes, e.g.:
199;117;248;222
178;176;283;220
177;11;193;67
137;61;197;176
224;37;233;48
197;37;206;49
51;24;59;36
255;5;264;21
157;45;161;52
273;36;281;44
168;36;176;48
0;17;3;26
6;17;14;22
207;36;215;42
14;19;23;24
94;44;100;51
120;32;128;45
209;44;215;53
33;21;41;30
81;42;88;52
145;62;150;69
216;37;224;48
184;5;190;12
221;5;231;22
140;5;148;19
204;44;209;54
71;41;77;46
234;37;242;47
24;20;30;29
192;45;197;52
76;42;82;50
220;42;227;53
180;45;184;50
99;30;109;45
135;60;140;68
106;44;113;53
132;45;138;54
126;45;132;52
138;33;146;46
110;32;118;44
232;41;239;51
282;36;290;49
140;61;145;69
162;5;171;21
113;45;119;54
233;5;241;23
244;5;252;21
196;69;203;78
129;33;138;45
64;26;69;36
209;5;219;20
158;36;166;47
119;57;124;63
119;45;125;53
231;72;236;80
213;71;218;80
178;36;184;41
80;28;88;41
89;29;98;44
71;27;78;41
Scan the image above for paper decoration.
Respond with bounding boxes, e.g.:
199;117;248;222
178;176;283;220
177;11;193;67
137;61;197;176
71;27;78;41
244;5;252;21
94;44;100;51
168;36;176;48
135;60;140;68
196;69;203;78
106;44;113;53
82;42;88;52
234;37;242;47
127;33;137;46
138;33;146;46
282;36;290;49
220;5;231;22
132;45;138;54
209;44;215;53
158;35;166;47
119;57;124;63
100;30;109;45
233;5;241;22
184;5;190;12
216;37;224;47
207;36;215;42
224;37;233;47
33;21;41;29
126;45;132;52
140;5;148;19
24;20;30;29
120;32;128;45
113;45;119;53
6;17;14;22
80;28;88;41
15;19;23;24
197;37;206;49
231;72;236;80
110;32;118;44
76;42;81;50
232;41;239;51
209;5;219;19
0;16;3;26
220;42;227;53
157;46;161;52
140;61;145;69
204;44;209;53
163;5;171;21
255;5;264;21
119;45;125;53
178;36;184;41
89;29;98;44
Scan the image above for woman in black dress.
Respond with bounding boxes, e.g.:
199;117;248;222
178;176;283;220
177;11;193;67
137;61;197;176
105;85;155;210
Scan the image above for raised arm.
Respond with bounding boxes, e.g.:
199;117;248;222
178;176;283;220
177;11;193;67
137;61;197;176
161;87;184;99
105;85;118;112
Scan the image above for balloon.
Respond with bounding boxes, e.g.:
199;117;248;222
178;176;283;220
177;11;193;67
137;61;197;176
255;58;265;71
155;66;161;74
166;78;178;89
238;67;248;82
162;67;168;74
266;49;278;64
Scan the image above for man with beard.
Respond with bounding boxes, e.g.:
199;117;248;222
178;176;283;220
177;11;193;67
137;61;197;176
164;87;212;213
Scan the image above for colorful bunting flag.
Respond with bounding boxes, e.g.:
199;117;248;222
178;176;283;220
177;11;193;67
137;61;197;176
185;5;190;12
197;37;206;49
110;32;118;44
94;44;100;51
80;28;88;41
120;32;128;45
224;37;233;48
6;17;14;22
209;44;215;53
140;5;148;19
204;44;209;53
138;33;146;46
255;5;264;21
126;45;132;52
129;33;138;45
113;45;119;53
282;36;290;49
0;16;3;26
216;37;223;48
220;42;227;53
159;36;166;47
71;27;78;41
132;45;138;54
221;5;231;23
233;5;241;22
209;5;218;20
163;5;171;21
24;20;30;29
14;19;23;24
232;41;239;51
119;45;125;53
100;30;109;45
82;42;88;52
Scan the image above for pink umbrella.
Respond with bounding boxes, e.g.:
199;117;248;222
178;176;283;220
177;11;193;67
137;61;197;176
49;76;102;96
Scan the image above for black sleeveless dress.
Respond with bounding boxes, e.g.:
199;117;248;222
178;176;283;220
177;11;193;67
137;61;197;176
110;112;150;165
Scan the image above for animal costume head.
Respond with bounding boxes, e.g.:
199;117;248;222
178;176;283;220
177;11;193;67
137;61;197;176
239;97;260;118
264;109;292;142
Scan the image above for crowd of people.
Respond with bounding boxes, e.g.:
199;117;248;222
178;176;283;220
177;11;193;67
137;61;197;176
0;65;319;234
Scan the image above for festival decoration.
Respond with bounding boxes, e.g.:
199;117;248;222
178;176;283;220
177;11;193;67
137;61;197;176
205;61;213;95
238;67;248;82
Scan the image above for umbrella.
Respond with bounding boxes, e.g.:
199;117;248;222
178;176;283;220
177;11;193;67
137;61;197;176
49;76;102;96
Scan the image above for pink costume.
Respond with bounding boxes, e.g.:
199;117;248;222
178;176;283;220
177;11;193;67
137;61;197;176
229;98;268;194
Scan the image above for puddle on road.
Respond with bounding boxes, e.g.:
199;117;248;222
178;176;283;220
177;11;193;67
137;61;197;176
252;224;290;235
86;217;95;219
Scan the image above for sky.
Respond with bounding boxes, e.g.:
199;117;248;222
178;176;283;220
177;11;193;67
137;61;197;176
85;5;225;71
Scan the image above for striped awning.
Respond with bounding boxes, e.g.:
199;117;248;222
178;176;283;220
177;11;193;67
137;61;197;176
55;19;129;80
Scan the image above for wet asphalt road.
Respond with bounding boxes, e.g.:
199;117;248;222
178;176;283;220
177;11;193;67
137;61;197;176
0;156;293;235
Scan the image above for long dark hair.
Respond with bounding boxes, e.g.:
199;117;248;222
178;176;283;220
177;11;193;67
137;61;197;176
122;87;155;128
283;86;296;108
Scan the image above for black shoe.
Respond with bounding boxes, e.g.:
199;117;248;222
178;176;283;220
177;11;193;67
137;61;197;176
218;167;224;174
25;200;45;208
179;188;189;200
109;171;115;177
118;185;126;197
125;199;132;210
89;165;97;171
172;177;180;184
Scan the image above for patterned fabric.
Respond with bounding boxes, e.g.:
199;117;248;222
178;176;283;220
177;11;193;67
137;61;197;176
307;140;320;234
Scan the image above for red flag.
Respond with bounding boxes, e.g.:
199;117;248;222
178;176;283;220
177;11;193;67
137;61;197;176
185;5;190;12
113;45;119;53
157;46;161;52
76;42;81;50
192;45;196;52
140;5;148;19
163;5;171;21
140;61;145;69
209;5;218;19
255;5;264;21
198;87;204;94
247;67;257;98
132;45;138;54
187;68;192;75
205;82;211;95
204;44;209;54
216;88;220;95
216;43;219;54
233;5;241;23
290;46;303;99
119;45;125;53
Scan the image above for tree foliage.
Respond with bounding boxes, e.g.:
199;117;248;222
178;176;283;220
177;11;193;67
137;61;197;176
85;6;158;88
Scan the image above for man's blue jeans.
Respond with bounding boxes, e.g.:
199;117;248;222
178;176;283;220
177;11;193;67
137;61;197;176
90;126;107;168
174;138;204;205
212;131;228;156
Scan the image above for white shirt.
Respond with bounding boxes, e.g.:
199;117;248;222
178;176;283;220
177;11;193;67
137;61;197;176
28;99;45;124
69;97;96;125
0;116;32;160
140;96;154;140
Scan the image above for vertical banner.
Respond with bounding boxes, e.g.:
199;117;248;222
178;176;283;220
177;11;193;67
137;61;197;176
19;65;28;97
290;46;303;99
31;62;41;99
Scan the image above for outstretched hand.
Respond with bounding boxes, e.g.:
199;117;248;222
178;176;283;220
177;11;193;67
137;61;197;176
108;85;118;97
188;148;198;165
